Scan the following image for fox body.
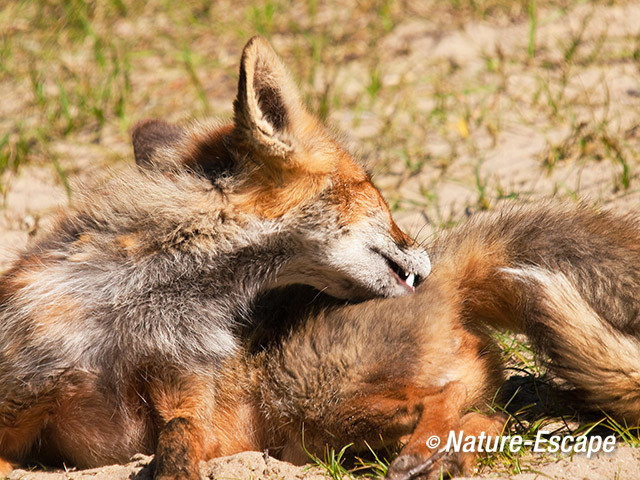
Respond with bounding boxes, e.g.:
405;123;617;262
192;202;640;480
231;279;505;479
0;37;430;478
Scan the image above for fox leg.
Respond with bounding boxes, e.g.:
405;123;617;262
386;382;467;480
154;417;206;480
0;394;52;473
0;459;12;476
387;412;505;480
2;372;150;471
149;373;219;480
450;411;507;474
386;382;505;480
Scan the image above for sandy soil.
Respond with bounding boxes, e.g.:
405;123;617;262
2;1;640;479
5;447;640;480
6;453;332;480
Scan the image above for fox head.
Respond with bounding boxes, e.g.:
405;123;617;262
132;36;430;299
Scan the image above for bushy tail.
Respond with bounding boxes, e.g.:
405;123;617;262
508;267;640;422
431;203;640;422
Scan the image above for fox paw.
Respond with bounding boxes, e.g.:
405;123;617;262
153;460;201;480
386;451;463;480
0;459;14;476
154;417;202;480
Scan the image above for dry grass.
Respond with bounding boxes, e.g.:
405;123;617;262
3;1;639;215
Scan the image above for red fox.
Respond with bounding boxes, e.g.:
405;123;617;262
0;36;431;479
5;200;636;480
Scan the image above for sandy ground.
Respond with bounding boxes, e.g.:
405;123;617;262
5;447;640;480
2;1;640;479
6;453;332;480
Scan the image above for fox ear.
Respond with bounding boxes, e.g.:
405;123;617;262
232;36;306;160
132;119;185;168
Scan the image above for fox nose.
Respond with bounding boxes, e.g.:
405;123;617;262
412;251;432;287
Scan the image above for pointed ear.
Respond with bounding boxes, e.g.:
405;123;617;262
232;36;307;160
131;119;185;168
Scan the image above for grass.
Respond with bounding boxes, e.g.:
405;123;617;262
307;443;355;480
528;0;537;58
2;0;639;215
305;438;397;479
601;416;640;448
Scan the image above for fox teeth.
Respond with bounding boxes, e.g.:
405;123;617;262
405;272;415;288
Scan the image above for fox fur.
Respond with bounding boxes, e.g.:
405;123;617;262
0;36;431;479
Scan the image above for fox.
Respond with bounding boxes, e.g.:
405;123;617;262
182;202;640;480
0;36;431;480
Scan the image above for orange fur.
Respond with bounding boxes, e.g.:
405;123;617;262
32;296;83;336
234;164;331;218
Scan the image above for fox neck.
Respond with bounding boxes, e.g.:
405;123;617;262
172;215;308;319
211;230;300;314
